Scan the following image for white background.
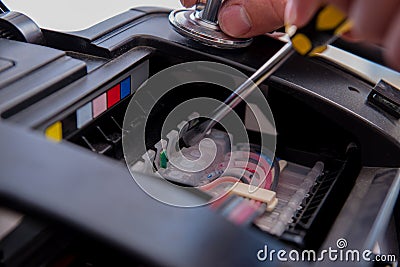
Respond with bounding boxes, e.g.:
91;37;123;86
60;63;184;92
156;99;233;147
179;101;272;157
3;0;181;31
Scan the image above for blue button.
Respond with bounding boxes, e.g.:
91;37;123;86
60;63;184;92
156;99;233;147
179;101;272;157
120;76;131;99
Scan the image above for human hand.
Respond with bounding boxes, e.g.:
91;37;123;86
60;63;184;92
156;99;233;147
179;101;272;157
180;0;287;38
286;0;400;70
181;0;400;71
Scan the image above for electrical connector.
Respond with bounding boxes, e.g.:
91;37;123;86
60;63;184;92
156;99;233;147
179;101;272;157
230;183;278;212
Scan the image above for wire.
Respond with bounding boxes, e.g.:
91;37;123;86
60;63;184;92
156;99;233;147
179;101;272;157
243;203;267;225
202;174;272;225
199;176;240;191
228;151;271;175
270;158;281;191
220;197;244;217
223;151;273;188
210;193;234;210
228;198;254;224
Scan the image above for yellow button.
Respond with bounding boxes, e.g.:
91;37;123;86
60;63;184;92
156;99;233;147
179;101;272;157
335;20;353;36
291;33;312;55
45;121;62;142
309;45;328;57
317;5;346;31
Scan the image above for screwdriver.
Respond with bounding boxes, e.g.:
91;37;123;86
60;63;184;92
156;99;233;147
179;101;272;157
179;5;352;147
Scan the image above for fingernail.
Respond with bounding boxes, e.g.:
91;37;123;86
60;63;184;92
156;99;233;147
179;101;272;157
219;5;252;37
284;0;296;25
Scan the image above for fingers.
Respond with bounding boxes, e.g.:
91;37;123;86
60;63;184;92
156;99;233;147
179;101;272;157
345;0;400;70
181;0;197;8
284;0;351;27
349;0;399;43
383;7;400;70
180;0;286;38
218;0;287;38
284;0;321;27
180;0;400;71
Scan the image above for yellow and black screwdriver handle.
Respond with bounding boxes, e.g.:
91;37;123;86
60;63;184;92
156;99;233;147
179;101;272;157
286;5;352;56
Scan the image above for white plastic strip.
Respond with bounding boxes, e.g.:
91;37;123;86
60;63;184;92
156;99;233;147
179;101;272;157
319;45;400;88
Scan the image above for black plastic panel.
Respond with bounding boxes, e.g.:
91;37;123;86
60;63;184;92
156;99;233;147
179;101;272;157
0;39;86;118
36;10;400;166
0;6;398;267
0;122;291;267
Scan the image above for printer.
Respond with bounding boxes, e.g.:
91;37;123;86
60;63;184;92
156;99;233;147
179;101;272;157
0;2;399;266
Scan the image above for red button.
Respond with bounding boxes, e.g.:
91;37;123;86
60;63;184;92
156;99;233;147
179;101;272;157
107;84;120;108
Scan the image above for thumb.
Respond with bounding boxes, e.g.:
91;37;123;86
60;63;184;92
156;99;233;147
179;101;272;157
218;0;287;38
284;0;321;27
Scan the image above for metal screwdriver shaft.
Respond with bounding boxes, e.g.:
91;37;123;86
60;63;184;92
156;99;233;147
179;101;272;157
179;5;350;147
209;43;294;129
201;0;222;22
